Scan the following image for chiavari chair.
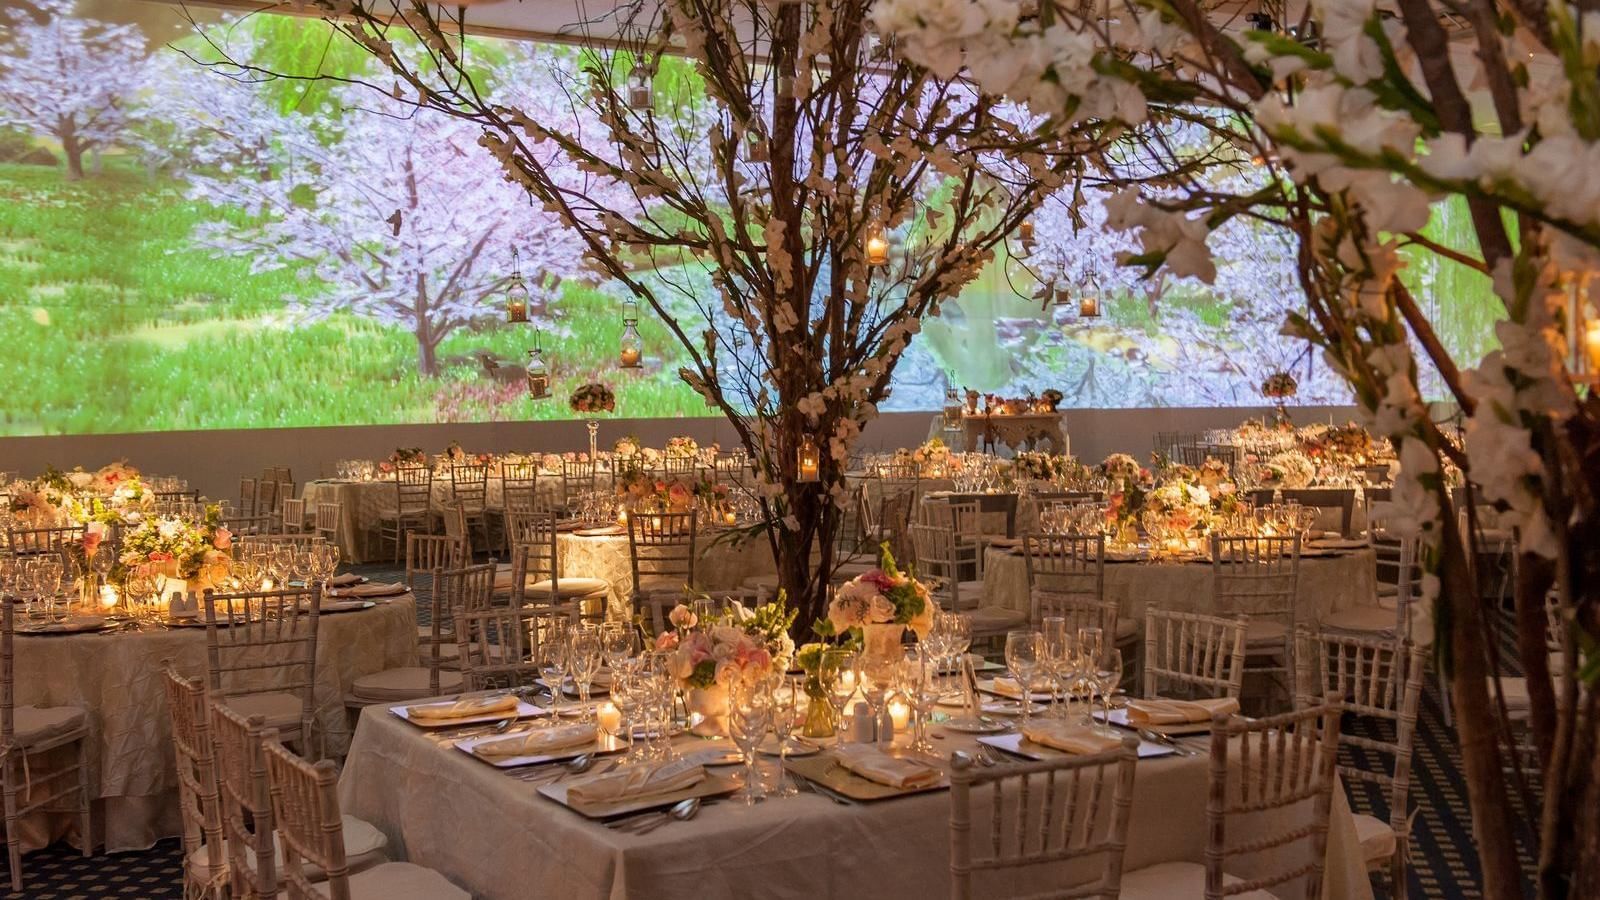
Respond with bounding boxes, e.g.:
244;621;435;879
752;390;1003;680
949;736;1140;900
1;597;91;892
498;461;542;552
376;465;433;564
661;455;697;479
912;523;1027;642
560;459;597;513
161;664;227;899
406;531;465;656
239;476;259;517
346;565;465;708
1295;631;1426;899
1021;532;1138;648
6;524;85;558
1247;488;1357;538
454;604;570;693
627;510;699;601
1120;697;1343;900
263;737;466;900
1141;608;1248;701
279;497;308;534
1321;514;1419;640
440;500;474;560
1211;533;1302;710
448;464;491;551
314;501;343;548
635;587;769;636
506;512;608;617
201;586;322;758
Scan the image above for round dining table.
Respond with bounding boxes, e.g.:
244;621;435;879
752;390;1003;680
12;595;419;852
302;478;566;562
555;527;777;615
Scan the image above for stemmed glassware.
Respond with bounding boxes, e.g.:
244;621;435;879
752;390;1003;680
858;654;899;747
768;675;806;797
539;619;572;718
727;677;773;806
568;626;603;723
36;558;65;624
124;566;160;624
1039;617;1070;717
903;647;942;755
940;612;972;700
1092;648;1123;734
820;649;857;745
1004;630;1041;725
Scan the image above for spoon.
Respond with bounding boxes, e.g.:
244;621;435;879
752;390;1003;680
619;797;703;835
448;718;514;740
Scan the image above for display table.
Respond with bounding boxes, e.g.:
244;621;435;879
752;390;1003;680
961;412;1068;454
339;703;1372;900
13;596;419;851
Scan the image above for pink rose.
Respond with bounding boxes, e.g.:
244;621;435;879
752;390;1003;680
668;604;697;630
655;631;680;651
212;527;233;550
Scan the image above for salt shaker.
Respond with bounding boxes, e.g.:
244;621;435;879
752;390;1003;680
849;701;875;743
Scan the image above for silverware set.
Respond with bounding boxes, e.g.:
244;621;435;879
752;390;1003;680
603;797;712;834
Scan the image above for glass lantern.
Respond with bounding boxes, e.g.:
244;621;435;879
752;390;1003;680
864;221;889;266
797;434;821;483
628;63;651;110
526;344;550;399
505;248;529;323
619;322;643;368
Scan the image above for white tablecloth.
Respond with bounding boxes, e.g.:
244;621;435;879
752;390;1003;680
556;530;777;617
982;546;1379;624
339;704;1372;900
14;597;419;851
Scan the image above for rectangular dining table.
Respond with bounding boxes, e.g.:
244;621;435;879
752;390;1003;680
339;703;1374;900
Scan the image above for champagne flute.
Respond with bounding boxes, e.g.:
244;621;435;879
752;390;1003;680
1004;630;1041;724
568;626;603;722
539;619;572;718
1094;648;1123;734
906;647;942;755
728;677;773;806
941;612;972;701
1040;616;1069;717
768;675;805;797
820;649;857;745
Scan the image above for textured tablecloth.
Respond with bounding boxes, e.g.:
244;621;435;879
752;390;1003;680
556;530;777;617
304;479;565;562
14;597;419;851
982;546;1379;625
339;704;1372;900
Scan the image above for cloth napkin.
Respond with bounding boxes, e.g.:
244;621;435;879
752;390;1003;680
832;744;942;789
1020;722;1125;755
331;581;407;598
567;758;706;805
471;723;596;760
1126;696;1239;726
405;694;519;722
989;678;1047;699
330;573;364;587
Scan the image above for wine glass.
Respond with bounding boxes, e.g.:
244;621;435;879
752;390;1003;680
600;622;634;672
858;654;898;747
904;647;942;755
125;566;159;623
727;677;773;806
568;626;603;722
539;619;572;718
35;558;65;624
820;649;857;745
1076;626;1104;672
1004;630;1041;724
1093;648;1123;734
1039;616;1069;716
768;675;805;797
941;612;972;700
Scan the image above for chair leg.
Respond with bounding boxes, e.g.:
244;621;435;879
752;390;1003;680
76;744;92;858
4;754;22;892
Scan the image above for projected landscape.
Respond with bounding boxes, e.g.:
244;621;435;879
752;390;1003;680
0;1;1502;435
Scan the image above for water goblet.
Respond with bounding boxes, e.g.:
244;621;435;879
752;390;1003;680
1091;648;1123;734
727;677;773;806
568;626;603;722
768;675;805;797
539;618;572;718
1039;616;1069;716
820;649;857;745
1004;630;1041;724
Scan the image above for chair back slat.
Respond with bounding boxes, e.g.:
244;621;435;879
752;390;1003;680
1143;608;1248;700
627;510;697;597
454;606;573;692
262;740;351;900
201;587;321;757
6;525;84;557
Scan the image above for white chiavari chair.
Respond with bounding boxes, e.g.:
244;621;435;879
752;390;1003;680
1295;631;1426;900
662;455;697;479
505;512;608;617
913;522;1027;641
2;597;91;892
263;738;467;900
272;480;297;532
448;464;491;551
948;736;1141;900
201;586;322;758
1141;608;1248;701
314;501;343;549
1121;697;1343;900
162;664;227;899
376;465;432;564
1211;534;1301;710
627;510;698;602
561;459;597;512
279;497;308;534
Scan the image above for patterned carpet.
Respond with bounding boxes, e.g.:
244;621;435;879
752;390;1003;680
2;562;1536;899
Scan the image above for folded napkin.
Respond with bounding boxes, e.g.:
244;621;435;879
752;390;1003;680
405;694;519;722
1126;696;1239;726
330;573;364;587
332;581;407;598
471;723;596;760
990;678;1047;699
567;758;706;805
1020;722;1124;755
832;744;942;789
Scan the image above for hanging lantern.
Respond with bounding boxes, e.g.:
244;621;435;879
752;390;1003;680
864;221;889;266
1018;219;1035;243
526;333;550;400
628;62;652;110
619;299;643;368
744;130;769;163
505;248;529;323
1054;283;1074;307
797;434;821;483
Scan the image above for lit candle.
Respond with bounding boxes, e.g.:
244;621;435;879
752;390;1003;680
616;508;628;527
723;511;737;526
596;702;622;735
1018;219;1034;242
865;234;889;266
1585;321;1600;373
1079;295;1100;317
888;699;910;735
100;584;118;609
620;346;642;367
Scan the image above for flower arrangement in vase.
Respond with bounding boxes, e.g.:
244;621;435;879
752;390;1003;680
118;504;232;594
1141;481;1212;556
664;435;699;459
825;544;934;661
1255;450;1316;490
655;595;796;736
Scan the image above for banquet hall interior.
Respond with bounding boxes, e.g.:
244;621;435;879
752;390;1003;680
1;0;1594;897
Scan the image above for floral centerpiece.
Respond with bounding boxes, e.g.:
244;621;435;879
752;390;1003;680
569;383;616;414
1099;452;1150;542
1014;451;1086;486
664;436;699;459
8;477;70;526
912;437;951;475
378;447;427;473
655;595;796;735
1260;371;1299;400
118;504;232;590
1255;450;1316;490
824;544;934;660
1140;481;1212;551
616;470;696;513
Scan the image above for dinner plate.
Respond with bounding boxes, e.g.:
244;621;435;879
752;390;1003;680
937;715;1012;734
1094;707;1215;736
390;698;545;728
1308;538;1369;551
319;600;376;614
454;729;627;768
936;696;1023;716
18;616;110;635
784;751;949;801
977;731;1174;761
680;746;745;766
538;769;740;819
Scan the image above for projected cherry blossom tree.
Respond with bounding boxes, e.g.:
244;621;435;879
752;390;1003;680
177;51;603;376
0;0;145;179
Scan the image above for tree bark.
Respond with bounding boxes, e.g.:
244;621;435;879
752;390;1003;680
59;116;85;181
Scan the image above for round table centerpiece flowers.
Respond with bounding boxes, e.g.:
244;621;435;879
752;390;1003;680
826;545;935;663
569;383;617;460
1140;481;1212;557
656;597;796;737
1255;450;1316;490
1100;452;1151;547
117;505;233;615
664;436;699;459
912;437;951;477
